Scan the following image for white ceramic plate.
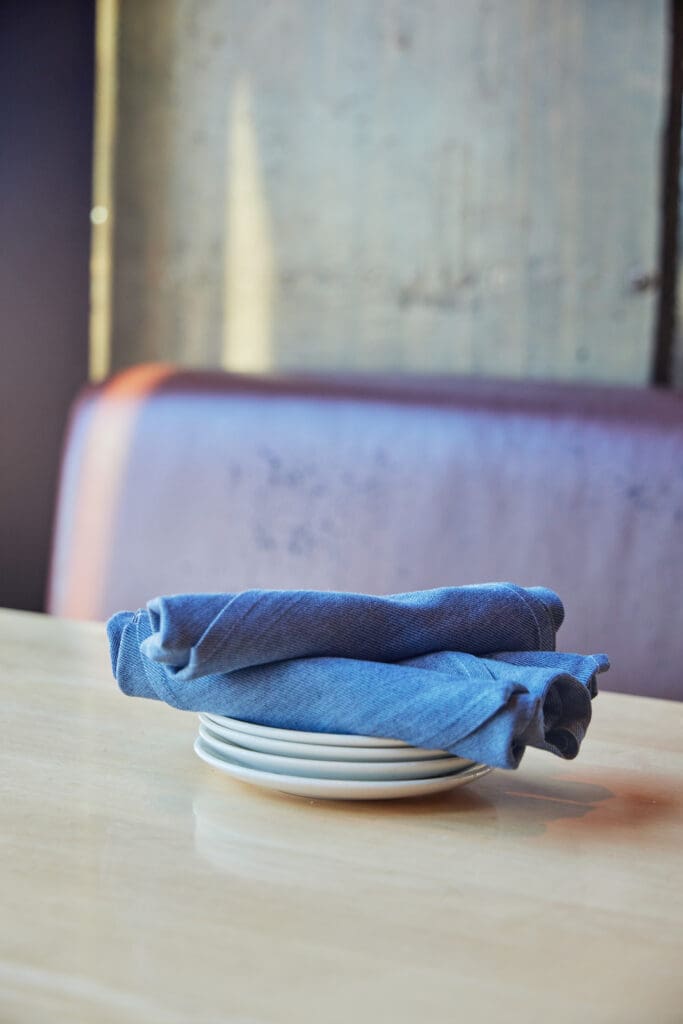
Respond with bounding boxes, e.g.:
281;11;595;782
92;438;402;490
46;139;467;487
197;714;449;762
202;713;412;748
194;736;493;801
198;723;472;782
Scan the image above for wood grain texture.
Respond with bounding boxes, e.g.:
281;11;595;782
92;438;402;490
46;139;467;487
107;0;665;383
1;608;683;1023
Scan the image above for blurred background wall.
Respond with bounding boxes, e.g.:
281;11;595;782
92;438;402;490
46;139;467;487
1;0;680;612
0;0;94;612
100;0;666;384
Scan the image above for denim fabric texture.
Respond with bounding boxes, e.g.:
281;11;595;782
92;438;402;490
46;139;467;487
107;584;609;769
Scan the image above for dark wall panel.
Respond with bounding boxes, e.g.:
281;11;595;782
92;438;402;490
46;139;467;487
0;0;94;610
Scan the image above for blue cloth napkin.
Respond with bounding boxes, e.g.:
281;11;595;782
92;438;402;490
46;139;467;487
107;583;609;769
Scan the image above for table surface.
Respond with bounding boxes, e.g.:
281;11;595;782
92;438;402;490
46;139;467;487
1;608;682;1024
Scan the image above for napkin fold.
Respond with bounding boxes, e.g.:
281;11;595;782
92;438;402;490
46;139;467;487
107;584;609;769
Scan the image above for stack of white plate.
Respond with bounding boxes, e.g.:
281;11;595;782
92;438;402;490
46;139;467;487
194;713;493;800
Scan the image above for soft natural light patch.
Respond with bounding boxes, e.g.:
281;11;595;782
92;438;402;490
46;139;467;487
222;78;274;373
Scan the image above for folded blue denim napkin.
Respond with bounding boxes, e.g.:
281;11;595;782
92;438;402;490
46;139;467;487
107;584;609;769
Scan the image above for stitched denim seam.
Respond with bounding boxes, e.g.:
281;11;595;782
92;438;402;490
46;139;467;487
503;584;543;649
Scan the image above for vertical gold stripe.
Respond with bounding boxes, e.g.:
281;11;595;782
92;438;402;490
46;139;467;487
89;0;119;382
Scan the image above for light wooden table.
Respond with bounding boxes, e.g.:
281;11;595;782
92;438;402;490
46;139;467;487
1;609;682;1024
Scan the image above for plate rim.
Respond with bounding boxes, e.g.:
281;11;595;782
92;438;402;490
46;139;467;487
197;722;472;780
201;712;413;748
197;714;450;762
194;735;493;799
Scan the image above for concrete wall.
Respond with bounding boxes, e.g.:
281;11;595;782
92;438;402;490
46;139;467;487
105;0;666;384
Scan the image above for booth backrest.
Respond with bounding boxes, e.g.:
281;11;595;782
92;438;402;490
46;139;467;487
48;364;683;699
